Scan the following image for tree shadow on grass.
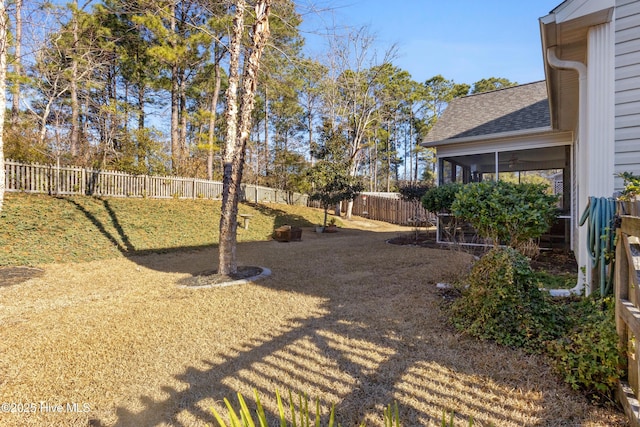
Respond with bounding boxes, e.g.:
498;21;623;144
63;197;218;260
102;293;552;427
54;198;618;426
244;202;318;228
99;231;602;427
0;266;45;287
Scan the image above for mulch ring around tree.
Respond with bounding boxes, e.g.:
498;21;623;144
0;266;45;288
177;265;270;288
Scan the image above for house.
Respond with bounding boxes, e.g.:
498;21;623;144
423;0;640;291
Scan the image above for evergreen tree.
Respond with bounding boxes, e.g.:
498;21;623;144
471;77;517;94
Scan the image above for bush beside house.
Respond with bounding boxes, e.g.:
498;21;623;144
438;180;625;403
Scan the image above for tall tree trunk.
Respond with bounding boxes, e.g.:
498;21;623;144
404;125;413;181
136;47;145;131
218;0;245;276
386;124;391;192
263;86;269;176
10;0;20;122
414;145;419;182
169;2;180;173
207;61;221;180
137;85;145;130
345;159;359;219
308;102;314;166
171;63;180;172
218;0;271;275
179;74;188;170
69;0;80;157
368;143;373;191
0;0;7;212
373;129;378;191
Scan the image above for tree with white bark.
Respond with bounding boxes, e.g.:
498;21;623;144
0;0;7;212
218;0;272;275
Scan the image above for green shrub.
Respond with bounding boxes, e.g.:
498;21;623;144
448;247;626;399
450;180;558;251
449;247;563;352
399;184;432;203
532;270;577;290
421;183;463;213
617;171;640;201
547;297;626;402
422;183;464;242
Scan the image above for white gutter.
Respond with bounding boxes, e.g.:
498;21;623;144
545;46;590;296
546;47;587;80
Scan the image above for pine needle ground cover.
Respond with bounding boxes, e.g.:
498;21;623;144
0;194;628;426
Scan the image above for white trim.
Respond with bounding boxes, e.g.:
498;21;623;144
436;130;573;158
423;126;554;148
552;0;616;25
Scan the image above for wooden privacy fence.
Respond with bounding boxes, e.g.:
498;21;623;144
350;193;436;226
615;209;640;426
3;160;309;205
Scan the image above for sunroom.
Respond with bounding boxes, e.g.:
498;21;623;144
422;81;574;248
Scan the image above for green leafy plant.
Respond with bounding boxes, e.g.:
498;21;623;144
400;184;432;243
617;171;640;201
421;183;463;242
211;389;358;427
308;122;364;228
421;183;463;213
440;410;477;426
547;297;626;403
383;401;400;427
451;180;558;253
212;389;487;427
532;270;577;290
399;184;432;205
450;247;563;353
211;389;408;427
448;247;626;399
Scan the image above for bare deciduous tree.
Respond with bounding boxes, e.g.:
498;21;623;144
10;0;21;122
322;26;397;218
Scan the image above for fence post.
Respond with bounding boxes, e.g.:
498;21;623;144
54;160;59;196
81;167;86;195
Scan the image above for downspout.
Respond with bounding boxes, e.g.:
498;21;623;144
545;47;590;296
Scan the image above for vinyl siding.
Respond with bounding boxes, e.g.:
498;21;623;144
615;0;640;190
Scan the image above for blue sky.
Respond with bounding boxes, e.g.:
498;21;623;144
298;0;563;86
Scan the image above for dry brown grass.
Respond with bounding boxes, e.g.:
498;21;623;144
0;218;629;426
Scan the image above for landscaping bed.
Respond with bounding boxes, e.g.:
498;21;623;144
388;231;578;276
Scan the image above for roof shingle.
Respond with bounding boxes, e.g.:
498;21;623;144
423;81;550;144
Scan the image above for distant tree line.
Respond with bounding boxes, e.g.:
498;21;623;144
1;0;516;196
